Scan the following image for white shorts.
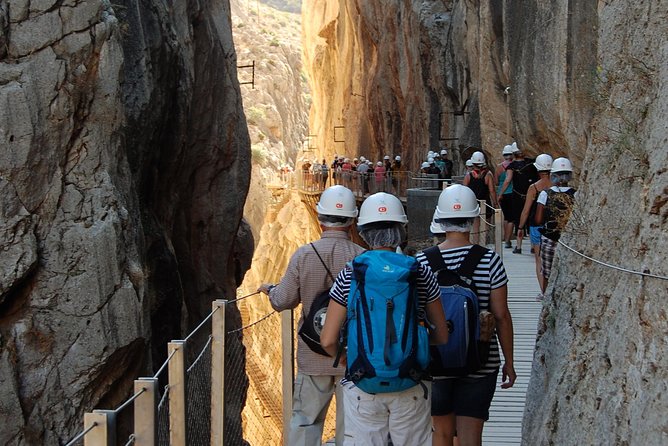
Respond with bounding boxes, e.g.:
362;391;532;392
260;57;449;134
341;381;432;446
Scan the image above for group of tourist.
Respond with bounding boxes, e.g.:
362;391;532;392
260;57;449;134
460;142;577;301
259;141;576;445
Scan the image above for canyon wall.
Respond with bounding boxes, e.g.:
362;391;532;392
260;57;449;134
0;0;251;443
303;0;667;444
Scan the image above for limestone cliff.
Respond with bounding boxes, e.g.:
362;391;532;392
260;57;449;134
0;0;251;443
303;0;667;444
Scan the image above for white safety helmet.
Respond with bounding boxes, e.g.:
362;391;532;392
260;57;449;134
471;151;486;165
316;185;358;217
353;157;358;162
367;160;373;165
384;155;390;160
434;184;480;219
465;159;473;167
357;192;408;226
377;161;383;166
428;151;435;158
440;149;448;155
395;155;401;161
502;145;514;156
430;211;446;234
344;158;350;163
360;156;366;162
421;162;430;169
551;157;573;173
511;142;520;153
534;154;554;171
428;157;435;164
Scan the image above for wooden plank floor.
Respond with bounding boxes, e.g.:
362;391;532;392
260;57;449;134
483;247;542;446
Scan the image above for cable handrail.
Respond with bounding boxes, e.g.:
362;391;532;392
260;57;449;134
153;348;178;379
558;240;668;280
187;336;213;374
64;422;98;446
113;387;146;414
227;290;262;304
123;434;136;446
184;306;219;343
157;384;170;410
227;310;277;334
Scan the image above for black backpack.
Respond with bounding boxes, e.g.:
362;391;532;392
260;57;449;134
298;244;335;356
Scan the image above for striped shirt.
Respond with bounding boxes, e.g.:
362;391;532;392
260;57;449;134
415;246;508;378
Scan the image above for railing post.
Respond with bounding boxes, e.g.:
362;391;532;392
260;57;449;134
84;410;115;446
211;300;227;446
168;340;186;446
494;208;503;260
134;377;158;446
281;309;295;446
478;200;488;247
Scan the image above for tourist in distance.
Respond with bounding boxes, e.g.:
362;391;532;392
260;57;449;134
258;185;364;446
534;157;577;295
462;151;498;245
416;184;515;446
465;158;474;173
320;192;449;446
518;153;554;300
498;142;538;254
374;161;386;192
495;145;515;248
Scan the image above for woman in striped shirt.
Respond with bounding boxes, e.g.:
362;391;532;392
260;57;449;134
417;184;516;446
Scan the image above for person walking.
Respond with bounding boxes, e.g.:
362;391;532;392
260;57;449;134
320;192;449;446
463;151;498;245
535;157;577;294
374;161;386;192
495;145;515;248
498;142;538;254
258;185;364;446
518;154;553;299
416;184;516;446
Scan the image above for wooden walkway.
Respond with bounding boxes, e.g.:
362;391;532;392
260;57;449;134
483;248;542;445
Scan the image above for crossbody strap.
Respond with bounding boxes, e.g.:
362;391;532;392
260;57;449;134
310;243;335;282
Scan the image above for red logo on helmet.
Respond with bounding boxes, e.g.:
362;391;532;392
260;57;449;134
453;204;462;210
336;203;343;208
378;206;387;213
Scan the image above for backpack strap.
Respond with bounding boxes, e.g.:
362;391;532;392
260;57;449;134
457;245;488;280
422;245;447;272
310;243;335;282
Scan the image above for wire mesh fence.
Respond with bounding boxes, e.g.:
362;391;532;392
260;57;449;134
186;337;213;445
157;386;170;446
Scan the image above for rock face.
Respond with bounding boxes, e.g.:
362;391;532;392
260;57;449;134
0;0;251;443
303;0;667;444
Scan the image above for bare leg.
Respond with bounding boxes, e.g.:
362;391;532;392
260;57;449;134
533;244;545;292
504;221;513;245
432;414;457;446
454;416;484;446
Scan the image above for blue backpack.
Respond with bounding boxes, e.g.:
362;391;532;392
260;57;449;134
344;250;430;394
422;245;490;376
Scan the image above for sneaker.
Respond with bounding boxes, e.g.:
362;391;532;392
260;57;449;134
535;293;544;302
513;247;522;254
505;241;512;248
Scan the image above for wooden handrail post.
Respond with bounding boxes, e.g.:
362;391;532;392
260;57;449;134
211;300;227;446
494;208;503;261
478;199;487;247
84;410;115;445
134;377;158;446
281;309;295;446
168;340;186;446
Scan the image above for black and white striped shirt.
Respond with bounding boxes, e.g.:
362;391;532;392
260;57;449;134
415;245;508;378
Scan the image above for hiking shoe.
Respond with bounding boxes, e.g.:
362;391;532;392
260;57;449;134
505;241;512;248
535;293;544;302
530;247;535;254
513;247;522;254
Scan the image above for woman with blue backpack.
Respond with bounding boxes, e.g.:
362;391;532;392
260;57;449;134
320;192;449;446
416;184;516;446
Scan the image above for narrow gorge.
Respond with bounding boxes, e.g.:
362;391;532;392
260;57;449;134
0;0;665;444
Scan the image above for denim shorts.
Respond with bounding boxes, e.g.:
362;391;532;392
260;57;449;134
529;226;542;246
431;371;498;420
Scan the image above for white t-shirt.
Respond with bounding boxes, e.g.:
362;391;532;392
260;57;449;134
537;186;574;205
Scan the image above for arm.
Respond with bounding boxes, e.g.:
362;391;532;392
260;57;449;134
463;172;471;186
320;300;347;358
486;172;498;207
518;185;537;229
425;300;448;345
258;251;302;311
489;285;516;388
499;168;513;197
